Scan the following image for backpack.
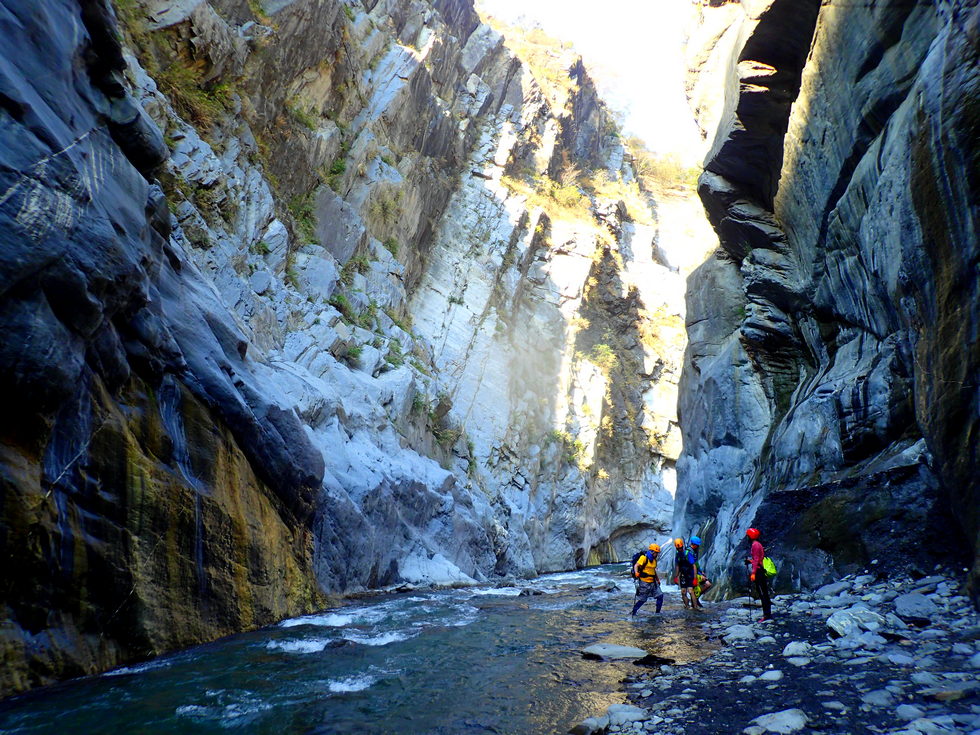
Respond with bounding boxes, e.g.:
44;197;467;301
630;550;656;579
762;556;777;577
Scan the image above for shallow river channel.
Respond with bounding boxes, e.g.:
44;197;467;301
0;565;716;734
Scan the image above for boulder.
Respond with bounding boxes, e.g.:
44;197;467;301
724;624;756;643
781;641;812;657
745;708;809;734
815;581;851;597
894;593;939;623
569;715;609;735
606;703;647;726
826;607;887;638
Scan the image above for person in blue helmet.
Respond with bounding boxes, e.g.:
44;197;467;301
688;535;708;607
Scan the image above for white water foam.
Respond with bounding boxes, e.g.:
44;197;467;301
266;638;332;654
279;612;354;628
326;674;378;693
467;586;523;597
104;659;171;677
176;691;272;725
342;630;415;647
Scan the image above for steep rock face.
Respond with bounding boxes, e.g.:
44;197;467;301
0;0;323;693
677;0;979;598
0;0;706;693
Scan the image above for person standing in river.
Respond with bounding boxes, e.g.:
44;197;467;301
746;527;772;622
672;538;702;610
631;543;663;617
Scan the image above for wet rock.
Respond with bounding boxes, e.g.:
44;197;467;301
816;581;851;597
896;704;926;721
582;644;649;661
861;689;894;708
920;681;980;702
886;653;916;666
894;593;940;624
781;641;812;657
606;704;647;726
744;708;809;734
724;625;756;643
758;670;783;681
569;714;609;735
827;606;887;638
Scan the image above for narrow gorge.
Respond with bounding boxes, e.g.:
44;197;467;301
0;0;977;731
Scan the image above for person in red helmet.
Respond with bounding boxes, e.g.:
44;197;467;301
745;527;772;622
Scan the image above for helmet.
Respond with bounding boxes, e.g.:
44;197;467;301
690;535;701;546
649;543;661;553
674;538;684;548
746;528;760;540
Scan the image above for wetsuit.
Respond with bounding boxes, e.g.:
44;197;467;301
675;548;695;589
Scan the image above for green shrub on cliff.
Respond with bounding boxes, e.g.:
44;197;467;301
288;192;318;244
156;63;233;129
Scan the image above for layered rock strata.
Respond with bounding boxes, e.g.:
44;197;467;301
0;0;707;693
676;0;979;598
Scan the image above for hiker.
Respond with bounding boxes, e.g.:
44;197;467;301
745;527;772;622
672;537;701;609
631;543;663;617
688;535;709;605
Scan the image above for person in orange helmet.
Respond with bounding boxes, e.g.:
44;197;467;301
631;543;663;617
745;527;772;622
672;537;701;609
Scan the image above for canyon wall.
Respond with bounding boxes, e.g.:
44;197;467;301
676;0;979;599
0;0;709;693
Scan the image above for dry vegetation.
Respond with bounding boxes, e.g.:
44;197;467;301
624;137;701;193
482;17;578;105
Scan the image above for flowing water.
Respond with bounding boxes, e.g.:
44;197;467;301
0;566;717;735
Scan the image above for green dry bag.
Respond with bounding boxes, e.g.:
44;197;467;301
762;556;777;577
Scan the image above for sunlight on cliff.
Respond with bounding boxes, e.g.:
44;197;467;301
472;7;719;523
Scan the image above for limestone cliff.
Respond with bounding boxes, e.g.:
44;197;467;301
0;0;705;694
676;0;979;599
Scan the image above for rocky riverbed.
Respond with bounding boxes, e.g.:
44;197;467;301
573;571;980;735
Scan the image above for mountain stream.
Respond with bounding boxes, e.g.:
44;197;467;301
0;566;717;734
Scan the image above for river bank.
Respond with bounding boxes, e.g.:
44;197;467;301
574;570;980;735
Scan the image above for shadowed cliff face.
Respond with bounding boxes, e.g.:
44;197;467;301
0;0;705;695
677;0;979;600
0;0;325;694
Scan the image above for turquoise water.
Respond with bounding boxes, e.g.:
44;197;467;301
0;566;712;734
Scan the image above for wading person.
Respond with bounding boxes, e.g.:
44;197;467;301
688;535;708;607
631;543;663;617
746;527;772;622
672;538;699;609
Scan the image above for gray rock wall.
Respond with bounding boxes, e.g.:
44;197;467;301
0;0;705;693
677;0;979;600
